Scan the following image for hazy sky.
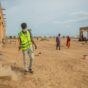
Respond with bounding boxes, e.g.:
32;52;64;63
1;0;88;36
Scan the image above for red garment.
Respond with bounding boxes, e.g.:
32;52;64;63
66;36;70;48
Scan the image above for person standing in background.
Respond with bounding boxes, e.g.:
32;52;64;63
66;36;71;48
56;34;61;50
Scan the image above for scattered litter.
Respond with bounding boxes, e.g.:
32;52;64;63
35;52;42;56
38;52;42;54
82;55;88;60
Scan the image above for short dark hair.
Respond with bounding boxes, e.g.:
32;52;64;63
58;33;60;36
21;23;27;29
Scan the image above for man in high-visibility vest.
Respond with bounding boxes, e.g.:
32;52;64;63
18;23;37;73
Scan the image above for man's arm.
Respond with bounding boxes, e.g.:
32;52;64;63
29;30;37;49
31;37;37;49
18;36;21;50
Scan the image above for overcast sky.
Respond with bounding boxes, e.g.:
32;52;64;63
1;0;88;36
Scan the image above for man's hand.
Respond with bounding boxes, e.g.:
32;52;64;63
18;46;21;50
35;45;37;49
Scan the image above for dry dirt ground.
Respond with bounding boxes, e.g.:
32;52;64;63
0;38;88;88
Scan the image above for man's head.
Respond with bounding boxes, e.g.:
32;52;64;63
21;23;27;29
21;23;27;33
58;33;60;36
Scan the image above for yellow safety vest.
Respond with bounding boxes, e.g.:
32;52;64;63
19;31;32;51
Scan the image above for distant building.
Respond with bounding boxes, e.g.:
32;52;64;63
0;3;5;44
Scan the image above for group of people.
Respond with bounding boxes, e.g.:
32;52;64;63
56;33;71;50
18;22;71;74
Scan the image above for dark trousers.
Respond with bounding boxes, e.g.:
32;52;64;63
56;43;60;50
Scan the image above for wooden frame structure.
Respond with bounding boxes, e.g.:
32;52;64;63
0;3;5;43
79;27;88;41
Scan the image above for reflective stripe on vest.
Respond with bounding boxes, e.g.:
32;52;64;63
19;31;32;51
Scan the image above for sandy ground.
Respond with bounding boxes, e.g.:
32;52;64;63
0;38;88;88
